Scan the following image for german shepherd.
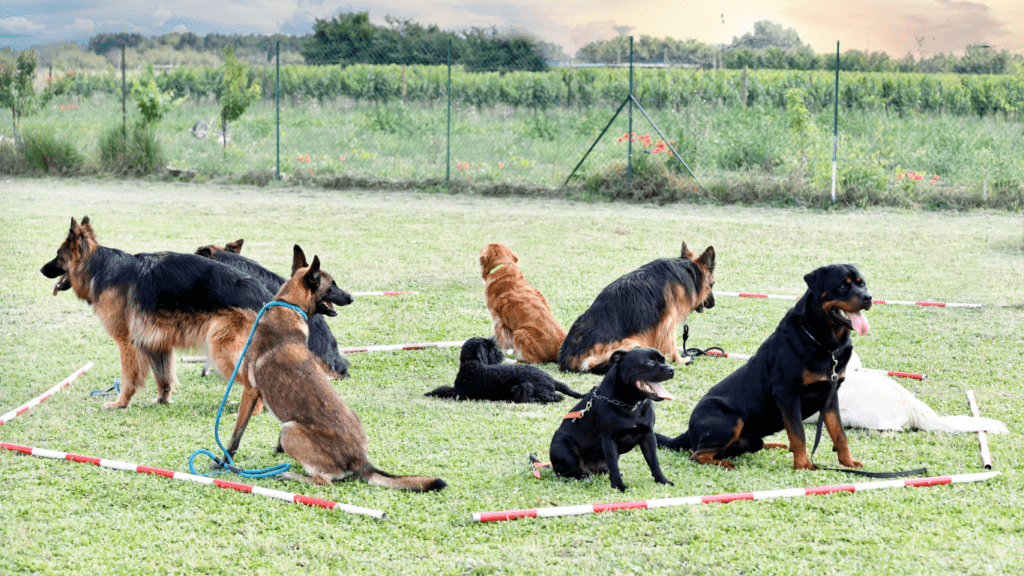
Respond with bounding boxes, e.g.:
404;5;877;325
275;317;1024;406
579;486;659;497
558;242;716;374
232;246;446;491
40;216;272;410
195;238;352;379
479;243;566;363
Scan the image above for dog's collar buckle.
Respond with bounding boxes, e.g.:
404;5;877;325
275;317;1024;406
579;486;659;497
564;399;593;421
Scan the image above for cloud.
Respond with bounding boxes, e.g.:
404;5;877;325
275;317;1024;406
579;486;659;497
68;18;98;33
0;17;47;35
784;0;1013;55
172;24;190;34
567;20;618;54
151;6;172;27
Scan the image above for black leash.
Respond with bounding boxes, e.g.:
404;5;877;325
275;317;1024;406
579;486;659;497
681;324;724;359
809;352;927;479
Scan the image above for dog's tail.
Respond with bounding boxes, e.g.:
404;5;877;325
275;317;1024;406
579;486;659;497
655;431;691;451
360;465;447;492
424;385;460;399
553;381;584;399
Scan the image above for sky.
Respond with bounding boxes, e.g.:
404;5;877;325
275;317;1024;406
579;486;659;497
2;0;1021;57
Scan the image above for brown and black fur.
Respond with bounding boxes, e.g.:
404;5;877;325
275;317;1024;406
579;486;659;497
559;242;716;374
195;238;352;379
656;264;872;470
233;245;446;491
40;216;274;409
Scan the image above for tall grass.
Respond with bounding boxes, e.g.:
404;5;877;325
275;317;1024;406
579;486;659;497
5;94;1023;208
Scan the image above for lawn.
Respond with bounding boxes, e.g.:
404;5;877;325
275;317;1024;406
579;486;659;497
1;179;1022;575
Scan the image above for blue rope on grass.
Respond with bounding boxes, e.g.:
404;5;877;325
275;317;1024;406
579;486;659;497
188;300;307;479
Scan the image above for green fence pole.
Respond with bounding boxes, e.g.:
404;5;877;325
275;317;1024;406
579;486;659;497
121;44;126;138
446;39;452;182
627;36;634;184
831;41;839;202
276;41;280;180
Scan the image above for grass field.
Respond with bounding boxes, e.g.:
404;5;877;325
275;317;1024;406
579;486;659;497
1;179;1022;575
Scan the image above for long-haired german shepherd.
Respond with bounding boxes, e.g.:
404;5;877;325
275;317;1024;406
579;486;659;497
558;242;716;374
40;216;278;409
195;238;351;379
234;246;446;491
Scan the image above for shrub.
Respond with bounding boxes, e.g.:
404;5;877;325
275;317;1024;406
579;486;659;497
19;131;84;175
98;124;164;176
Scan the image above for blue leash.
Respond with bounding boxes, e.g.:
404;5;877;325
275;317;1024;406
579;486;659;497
188;300;308;479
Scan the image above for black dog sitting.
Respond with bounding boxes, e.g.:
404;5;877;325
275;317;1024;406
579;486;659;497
656;264;872;471
425;337;583;403
548;347;676;491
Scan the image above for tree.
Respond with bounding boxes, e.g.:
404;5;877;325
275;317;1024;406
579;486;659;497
86;33;146;55
0;50;38;135
218;46;260;150
730;21;806;52
301;11;377;65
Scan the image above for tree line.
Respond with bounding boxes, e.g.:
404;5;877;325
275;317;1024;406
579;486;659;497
576;22;1021;75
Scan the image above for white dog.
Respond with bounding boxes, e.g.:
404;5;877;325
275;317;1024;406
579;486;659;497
805;351;1008;433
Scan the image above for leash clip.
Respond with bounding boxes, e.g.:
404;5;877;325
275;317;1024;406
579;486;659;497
830;353;839;385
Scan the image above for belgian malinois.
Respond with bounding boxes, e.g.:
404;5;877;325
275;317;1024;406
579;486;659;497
231;245;446;491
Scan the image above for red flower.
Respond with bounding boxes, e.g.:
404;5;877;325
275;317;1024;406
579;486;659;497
498;163;504;169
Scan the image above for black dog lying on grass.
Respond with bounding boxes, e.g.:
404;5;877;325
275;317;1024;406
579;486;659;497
547;347;676;491
425;337;583;403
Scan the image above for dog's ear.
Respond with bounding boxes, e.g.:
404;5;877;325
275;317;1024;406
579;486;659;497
291;245;308;275
696;246;715;272
225;239;244;254
303;255;322;291
680;241;694;260
610;349;628;365
803;266;831;297
195;246;215;259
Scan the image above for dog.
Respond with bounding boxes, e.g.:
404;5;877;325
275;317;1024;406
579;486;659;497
479;243;567;363
425;337;583;403
803;351;1009;433
231;245;446;491
559;242;715;374
548;347;676;491
195;238;352;379
40;216;277;410
657;264;872;470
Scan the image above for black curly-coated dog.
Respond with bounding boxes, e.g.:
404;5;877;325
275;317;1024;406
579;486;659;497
426;337;583;403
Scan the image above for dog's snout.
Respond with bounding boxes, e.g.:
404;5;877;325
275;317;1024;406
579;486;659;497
665;366;675;379
861;292;872;309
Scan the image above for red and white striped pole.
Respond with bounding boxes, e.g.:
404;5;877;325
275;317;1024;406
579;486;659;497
0;362;93;425
0;442;386;519
349;291;419;297
471;471;999;522
697;349;926;380
714;291;981;309
339;340;466;354
183;340;468;363
966;390;993;469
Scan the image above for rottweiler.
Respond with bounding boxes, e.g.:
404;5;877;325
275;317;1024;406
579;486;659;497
549;347;676;491
657;264;872;470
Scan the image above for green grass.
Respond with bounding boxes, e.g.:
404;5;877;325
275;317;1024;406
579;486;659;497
1;180;1023;574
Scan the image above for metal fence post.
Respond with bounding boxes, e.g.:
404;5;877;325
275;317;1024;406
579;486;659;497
446;39;452;182
627;36;634;184
276;41;281;180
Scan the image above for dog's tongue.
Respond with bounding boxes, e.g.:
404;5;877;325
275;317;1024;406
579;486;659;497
652;382;674;401
850;310;870;336
52;275;66;296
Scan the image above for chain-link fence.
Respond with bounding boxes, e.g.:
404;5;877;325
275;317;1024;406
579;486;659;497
5;36;1024;206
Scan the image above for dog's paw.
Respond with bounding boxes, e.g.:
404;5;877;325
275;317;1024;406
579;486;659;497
839;457;863;469
655;477;674;486
100;400;128;410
